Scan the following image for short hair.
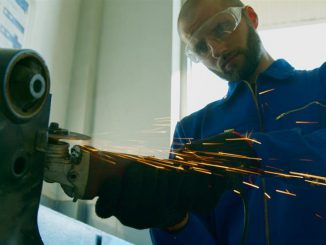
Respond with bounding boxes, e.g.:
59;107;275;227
178;0;245;32
226;0;244;6
217;0;244;7
182;0;244;10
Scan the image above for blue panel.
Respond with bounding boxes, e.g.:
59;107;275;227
3;7;24;33
15;0;29;13
0;24;21;48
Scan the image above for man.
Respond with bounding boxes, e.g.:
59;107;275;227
151;0;326;244
84;0;326;244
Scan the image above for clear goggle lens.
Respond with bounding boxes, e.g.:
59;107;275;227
185;7;244;63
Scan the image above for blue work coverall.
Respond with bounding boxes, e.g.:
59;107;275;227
151;59;326;244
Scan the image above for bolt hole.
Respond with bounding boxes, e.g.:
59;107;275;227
69;173;77;181
33;79;43;93
13;157;27;177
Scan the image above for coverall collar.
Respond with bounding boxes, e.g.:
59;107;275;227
226;59;295;99
260;59;295;80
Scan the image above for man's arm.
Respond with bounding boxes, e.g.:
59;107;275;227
252;127;326;184
150;122;260;244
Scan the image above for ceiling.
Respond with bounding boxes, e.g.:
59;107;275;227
246;0;326;29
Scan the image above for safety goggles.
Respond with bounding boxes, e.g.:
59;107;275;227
185;6;245;63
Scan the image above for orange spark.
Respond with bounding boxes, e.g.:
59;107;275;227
225;137;262;144
142;128;167;134
202;142;223;145
242;181;260;189
102;158;117;165
98;154;117;165
289;172;326;181
156;158;179;165
177;160;199;167
98;152;114;159
136;159;166;169
305;180;326;186
175;155;184;160
265;165;283;170
215;151;262;161
227;167;260;175
80;144;326;188
145;157;186;170
263;170;303;179
174;151;198;157
259;88;275;95
295;121;319;124
264;192;271;199
233;189;241;195
191;167;212;175
82;145;99;152
153;124;170;127
275;189;296;197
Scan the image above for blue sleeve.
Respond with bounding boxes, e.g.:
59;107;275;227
150;122;217;244
170;122;187;152
253;63;326;183
252;127;326;182
150;213;216;245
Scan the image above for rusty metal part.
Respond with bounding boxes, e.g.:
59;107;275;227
0;49;51;245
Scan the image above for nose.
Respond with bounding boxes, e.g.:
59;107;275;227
206;38;227;59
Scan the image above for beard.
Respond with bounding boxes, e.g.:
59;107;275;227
213;25;262;82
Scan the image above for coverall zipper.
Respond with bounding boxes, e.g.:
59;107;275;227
243;80;270;245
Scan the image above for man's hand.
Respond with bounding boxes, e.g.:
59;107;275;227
93;152;227;229
87;131;259;230
165;213;189;232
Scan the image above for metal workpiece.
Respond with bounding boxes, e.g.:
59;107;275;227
0;49;51;245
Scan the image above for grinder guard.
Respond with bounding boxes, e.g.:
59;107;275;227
0;49;51;245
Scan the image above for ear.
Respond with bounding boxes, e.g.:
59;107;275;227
244;6;258;29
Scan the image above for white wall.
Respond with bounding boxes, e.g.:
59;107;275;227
89;1;174;244
92;0;173;158
65;0;104;136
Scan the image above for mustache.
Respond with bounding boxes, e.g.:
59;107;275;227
218;49;247;69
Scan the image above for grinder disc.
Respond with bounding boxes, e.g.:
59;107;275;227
48;122;91;141
48;131;91;141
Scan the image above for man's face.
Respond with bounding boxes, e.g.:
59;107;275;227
179;1;262;82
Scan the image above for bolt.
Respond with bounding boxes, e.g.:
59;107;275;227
68;171;78;182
